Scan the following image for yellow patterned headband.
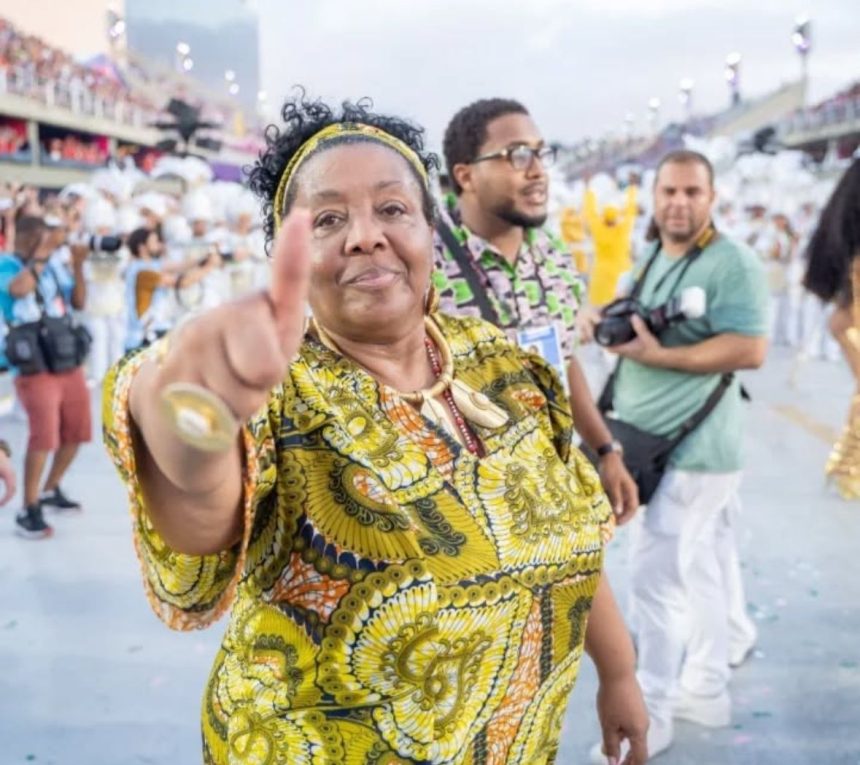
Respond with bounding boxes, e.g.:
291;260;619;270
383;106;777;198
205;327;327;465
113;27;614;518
272;122;429;232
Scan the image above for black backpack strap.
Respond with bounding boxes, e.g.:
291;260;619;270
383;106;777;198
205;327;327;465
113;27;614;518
667;372;734;448
436;220;499;324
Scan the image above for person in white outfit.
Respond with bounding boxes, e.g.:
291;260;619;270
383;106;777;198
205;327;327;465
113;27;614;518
182;192;226;311
225;192;269;296
79;198;127;383
588;150;769;762
764;211;800;346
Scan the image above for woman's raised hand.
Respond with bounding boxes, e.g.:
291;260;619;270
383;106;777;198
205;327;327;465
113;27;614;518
155;210;312;425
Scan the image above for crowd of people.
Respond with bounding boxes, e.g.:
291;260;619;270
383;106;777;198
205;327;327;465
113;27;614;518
0;86;857;764
42;133;109;166
0;15;251;137
0;17;155;124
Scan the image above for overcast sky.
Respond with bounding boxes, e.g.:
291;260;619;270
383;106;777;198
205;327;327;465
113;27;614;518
254;0;859;151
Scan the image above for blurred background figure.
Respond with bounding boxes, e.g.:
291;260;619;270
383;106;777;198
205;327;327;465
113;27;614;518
803;158;860;498
584;178;639;306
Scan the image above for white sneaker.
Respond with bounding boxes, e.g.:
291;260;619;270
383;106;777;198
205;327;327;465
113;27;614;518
588;720;673;763
729;632;757;668
673;690;731;728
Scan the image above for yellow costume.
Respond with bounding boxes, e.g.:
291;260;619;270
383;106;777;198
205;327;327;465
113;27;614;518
104;313;613;765
559;206;590;275
584;186;638;306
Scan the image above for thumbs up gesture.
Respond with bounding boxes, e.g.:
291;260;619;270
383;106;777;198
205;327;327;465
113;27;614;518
155;210;312;426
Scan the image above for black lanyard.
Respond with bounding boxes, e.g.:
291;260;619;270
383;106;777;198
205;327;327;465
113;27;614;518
631;225;718;303
598;225;719;413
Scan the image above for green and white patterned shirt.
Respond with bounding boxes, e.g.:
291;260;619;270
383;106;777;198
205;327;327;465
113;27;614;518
432;198;585;365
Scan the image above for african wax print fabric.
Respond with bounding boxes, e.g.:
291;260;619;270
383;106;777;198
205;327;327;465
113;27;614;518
103;313;613;765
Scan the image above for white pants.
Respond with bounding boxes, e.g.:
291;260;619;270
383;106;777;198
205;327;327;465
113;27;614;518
87;314;126;382
630;469;742;727
682;493;757;686
799;293;841;361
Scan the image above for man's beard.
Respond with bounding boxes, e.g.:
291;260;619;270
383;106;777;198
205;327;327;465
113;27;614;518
495;201;548;230
659;216;702;244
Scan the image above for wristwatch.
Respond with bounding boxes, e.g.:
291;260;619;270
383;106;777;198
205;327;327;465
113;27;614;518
596;440;623;458
0;439;11;458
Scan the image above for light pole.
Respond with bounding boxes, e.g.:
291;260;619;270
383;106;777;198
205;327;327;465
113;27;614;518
225;69;240;97
647;97;661;134
176;42;193;73
106;5;126;54
624;112;636;144
792;15;812;98
679;78;695;124
257;90;269;120
725;52;742;107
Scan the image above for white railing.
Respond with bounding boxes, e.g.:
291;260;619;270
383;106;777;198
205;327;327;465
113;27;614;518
783;95;860;135
0;64;161;128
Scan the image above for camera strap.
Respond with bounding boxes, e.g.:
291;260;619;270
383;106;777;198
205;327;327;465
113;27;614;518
436;220;500;325
598;224;725;420
632;224;717;301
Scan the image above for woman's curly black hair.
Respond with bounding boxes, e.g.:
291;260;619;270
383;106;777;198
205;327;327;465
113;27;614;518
247;91;439;248
804;157;860;303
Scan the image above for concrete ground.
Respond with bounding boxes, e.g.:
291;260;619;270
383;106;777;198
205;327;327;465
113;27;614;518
0;347;858;764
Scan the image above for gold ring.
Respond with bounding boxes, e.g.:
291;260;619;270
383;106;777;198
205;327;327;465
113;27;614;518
160;382;239;452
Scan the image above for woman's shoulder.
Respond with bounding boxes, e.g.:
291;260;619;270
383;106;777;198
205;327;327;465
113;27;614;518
433;311;512;354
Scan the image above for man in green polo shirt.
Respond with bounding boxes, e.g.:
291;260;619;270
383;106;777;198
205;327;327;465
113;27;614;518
593;150;768;761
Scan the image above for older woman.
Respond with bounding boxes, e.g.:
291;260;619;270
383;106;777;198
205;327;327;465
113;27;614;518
104;97;647;765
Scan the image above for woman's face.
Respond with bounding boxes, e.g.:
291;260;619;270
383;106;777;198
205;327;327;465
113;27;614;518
291;142;434;342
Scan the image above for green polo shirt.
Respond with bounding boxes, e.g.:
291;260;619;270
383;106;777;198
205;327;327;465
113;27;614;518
613;235;769;472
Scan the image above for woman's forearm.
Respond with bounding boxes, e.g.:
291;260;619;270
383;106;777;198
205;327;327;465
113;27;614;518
128;359;245;555
567;357;613;451
585;573;637;682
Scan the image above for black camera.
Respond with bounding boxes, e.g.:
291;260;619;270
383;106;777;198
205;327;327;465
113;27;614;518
88;234;124;253
594;287;706;347
72;231;124;253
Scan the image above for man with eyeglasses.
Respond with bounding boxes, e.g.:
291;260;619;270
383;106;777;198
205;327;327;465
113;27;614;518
434;96;645;762
435;99;637;515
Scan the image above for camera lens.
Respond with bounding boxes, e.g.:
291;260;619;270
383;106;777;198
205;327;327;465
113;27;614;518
594;321;615;347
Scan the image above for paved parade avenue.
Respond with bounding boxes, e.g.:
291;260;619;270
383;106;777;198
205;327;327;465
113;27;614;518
1;347;859;765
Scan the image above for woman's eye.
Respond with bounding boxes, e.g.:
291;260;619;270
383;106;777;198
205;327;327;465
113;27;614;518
380;204;405;217
314;212;341;228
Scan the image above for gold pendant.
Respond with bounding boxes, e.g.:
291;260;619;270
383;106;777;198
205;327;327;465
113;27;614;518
160;383;239;452
450;379;509;429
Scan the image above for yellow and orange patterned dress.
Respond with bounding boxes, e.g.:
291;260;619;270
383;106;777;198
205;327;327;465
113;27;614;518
103;313;613;765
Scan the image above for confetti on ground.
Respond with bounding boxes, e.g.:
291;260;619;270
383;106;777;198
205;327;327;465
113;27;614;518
25;756;35;762
4;620;16;630
753;711;773;718
809;589;819;597
148;674;166;689
775;598;788;608
127;645;143;654
839;660;858;669
733;734;753;745
753;649;767;659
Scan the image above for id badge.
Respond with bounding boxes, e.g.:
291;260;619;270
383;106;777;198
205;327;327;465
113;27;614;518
516;323;568;393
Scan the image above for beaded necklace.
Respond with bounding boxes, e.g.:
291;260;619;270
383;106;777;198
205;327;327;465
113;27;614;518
423;337;482;456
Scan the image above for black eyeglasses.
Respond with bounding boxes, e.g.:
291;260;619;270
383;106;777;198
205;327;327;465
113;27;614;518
470;144;557;171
